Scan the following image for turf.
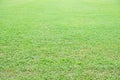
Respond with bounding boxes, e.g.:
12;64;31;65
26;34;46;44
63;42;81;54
0;0;120;80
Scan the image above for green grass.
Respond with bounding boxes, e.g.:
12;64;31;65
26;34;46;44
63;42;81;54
0;0;120;80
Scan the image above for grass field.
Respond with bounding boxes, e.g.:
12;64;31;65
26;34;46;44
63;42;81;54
0;0;120;80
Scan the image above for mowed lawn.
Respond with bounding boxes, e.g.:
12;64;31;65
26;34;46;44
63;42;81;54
0;0;120;80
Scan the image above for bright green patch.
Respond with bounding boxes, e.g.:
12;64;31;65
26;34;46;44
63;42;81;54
0;0;120;80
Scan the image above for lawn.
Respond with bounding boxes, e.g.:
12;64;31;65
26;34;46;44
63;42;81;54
0;0;120;80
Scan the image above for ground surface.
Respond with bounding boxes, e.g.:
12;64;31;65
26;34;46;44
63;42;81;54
0;0;120;80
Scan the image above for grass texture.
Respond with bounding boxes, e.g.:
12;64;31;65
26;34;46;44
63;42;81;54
0;0;120;80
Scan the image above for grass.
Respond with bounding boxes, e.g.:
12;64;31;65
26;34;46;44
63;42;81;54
0;0;120;80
